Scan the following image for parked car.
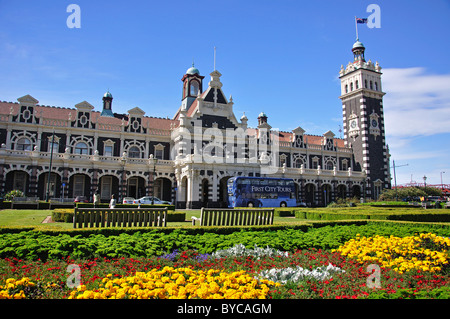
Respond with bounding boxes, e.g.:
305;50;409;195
296;200;307;207
74;196;89;203
122;197;135;204
133;196;172;205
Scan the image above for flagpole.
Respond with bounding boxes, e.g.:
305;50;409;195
355;16;359;40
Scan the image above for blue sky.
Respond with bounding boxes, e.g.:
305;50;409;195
0;0;449;186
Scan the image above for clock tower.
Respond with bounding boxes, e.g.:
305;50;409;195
339;38;391;199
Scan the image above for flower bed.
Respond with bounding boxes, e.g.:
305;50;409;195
335;233;450;274
1;239;449;299
1;223;449;299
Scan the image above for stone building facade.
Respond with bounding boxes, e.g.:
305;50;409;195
0;39;389;208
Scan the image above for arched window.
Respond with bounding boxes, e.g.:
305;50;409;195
128;146;141;158
294;158;303;168
190;80;199;96
355;80;359;89
374;82;378;91
326;161;334;171
16;137;32;151
345;84;348;93
364;79;368;88
350;82;354;91
74;142;88;155
370;81;373;90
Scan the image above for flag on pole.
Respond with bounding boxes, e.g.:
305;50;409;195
356;17;368;24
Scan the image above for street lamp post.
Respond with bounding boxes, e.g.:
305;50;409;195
46;130;55;202
441;171;446;190
149;155;158;205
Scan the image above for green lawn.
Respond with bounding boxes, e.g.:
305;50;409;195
0;210;53;227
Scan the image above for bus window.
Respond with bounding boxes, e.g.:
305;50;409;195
260;180;269;186
270;193;278;199
277;180;285;186
290;192;295;199
269;180;277;186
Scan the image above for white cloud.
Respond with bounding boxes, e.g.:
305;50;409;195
382;67;450;137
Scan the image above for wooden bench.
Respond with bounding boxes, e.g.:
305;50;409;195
73;208;168;228
192;208;274;226
11;197;39;209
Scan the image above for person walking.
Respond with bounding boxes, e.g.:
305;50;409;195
109;194;116;209
93;191;100;208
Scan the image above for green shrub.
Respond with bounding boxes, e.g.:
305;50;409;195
4;190;24;201
0;221;449;261
52;209;74;222
75;203;175;210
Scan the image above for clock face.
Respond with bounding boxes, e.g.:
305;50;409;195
371;119;378;127
350;120;357;129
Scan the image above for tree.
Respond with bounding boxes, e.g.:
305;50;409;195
379;186;442;201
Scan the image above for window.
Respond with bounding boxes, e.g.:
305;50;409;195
355;80;359;89
154;144;165;160
370;81;373;90
364;79;368;88
350;82;354;91
312;157;319;169
279;154;287;167
374;82;378;91
294;158;303;168
155;149;163;160
103;139;115;157
128;146;141;158
190;80;199;96
73;175;85;197
326;161;334;170
48;138;59;153
104;145;113;157
74;142;88;155
345;84;348;93
16;138;31;151
13;171;27;193
342;159;348;171
45;174;57;198
101;176;112;200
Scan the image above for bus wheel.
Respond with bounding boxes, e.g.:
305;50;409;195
280;202;287;207
247;202;254;207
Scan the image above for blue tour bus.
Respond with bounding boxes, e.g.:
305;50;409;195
227;176;296;208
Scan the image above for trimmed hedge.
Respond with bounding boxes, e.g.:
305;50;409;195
0;221;449;260
295;209;450;223
75;203;175;210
